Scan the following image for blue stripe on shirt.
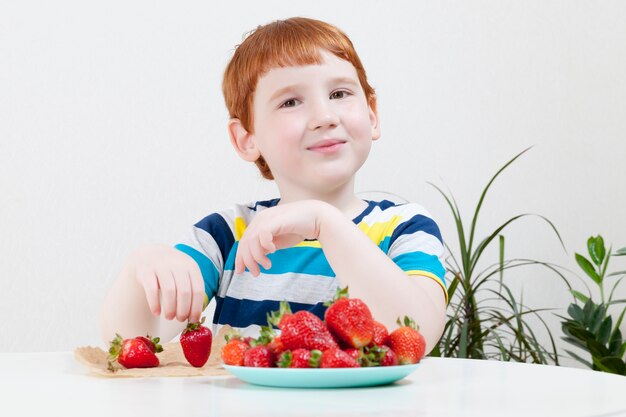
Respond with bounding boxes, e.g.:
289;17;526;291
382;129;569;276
224;243;335;277
174;243;220;299
389;214;443;246
213;296;328;327
194;213;234;265
392;251;446;282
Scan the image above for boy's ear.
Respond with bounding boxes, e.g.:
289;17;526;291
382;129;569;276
228;118;261;162
369;100;381;141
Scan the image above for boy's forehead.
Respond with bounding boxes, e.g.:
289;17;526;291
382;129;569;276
256;51;360;95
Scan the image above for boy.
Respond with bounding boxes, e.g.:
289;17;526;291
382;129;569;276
101;17;447;353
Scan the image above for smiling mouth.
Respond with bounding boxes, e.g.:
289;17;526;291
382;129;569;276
307;140;347;153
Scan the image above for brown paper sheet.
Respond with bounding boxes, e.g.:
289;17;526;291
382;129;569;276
74;325;231;378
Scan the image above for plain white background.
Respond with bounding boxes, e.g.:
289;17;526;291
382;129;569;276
1;0;624;368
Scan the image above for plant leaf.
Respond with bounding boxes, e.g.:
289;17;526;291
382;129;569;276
564;349;593;368
570;290;589;304
586;338;611;358
567;303;585;322
597;316;612;345
576;253;602;284
459;320;469;358
614;247;626;256
587;235;606;266
467;146;532;261
593;357;626;375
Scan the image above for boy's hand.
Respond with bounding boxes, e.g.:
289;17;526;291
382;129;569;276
235;200;330;276
129;244;206;323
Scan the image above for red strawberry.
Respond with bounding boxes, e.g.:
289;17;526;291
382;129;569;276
324;287;374;348
344;348;362;362
180;317;213;367
221;338;250;366
277;349;322;368
379;346;399;366
388;316;426;364
243;345;274;367
267;336;286;356
370;321;390;347
108;334;162;369
268;301;338;351
319;348;360;368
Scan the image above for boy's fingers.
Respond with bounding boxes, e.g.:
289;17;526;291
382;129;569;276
241;249;259;277
137;268;161;316
250;240;271;270
157;269;177;320
188;268;205;323
259;230;276;253
234;251;244;274
174;269;192;322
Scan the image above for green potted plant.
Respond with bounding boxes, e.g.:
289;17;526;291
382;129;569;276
429;148;569;363
560;235;626;375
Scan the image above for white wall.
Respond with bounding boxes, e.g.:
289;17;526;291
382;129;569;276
1;0;625;361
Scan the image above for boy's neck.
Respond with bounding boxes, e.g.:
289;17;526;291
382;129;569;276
276;181;367;219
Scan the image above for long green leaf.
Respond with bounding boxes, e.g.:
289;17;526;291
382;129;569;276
614;247;626;256
459;320;469;358
429;182;470;277
564;349;593;368
467;146;533;261
608;276;625;303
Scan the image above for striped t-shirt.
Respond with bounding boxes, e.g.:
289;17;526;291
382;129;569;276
175;199;446;337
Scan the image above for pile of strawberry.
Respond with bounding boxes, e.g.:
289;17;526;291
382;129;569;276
221;287;426;368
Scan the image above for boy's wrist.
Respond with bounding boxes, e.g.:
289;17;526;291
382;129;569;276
315;201;346;243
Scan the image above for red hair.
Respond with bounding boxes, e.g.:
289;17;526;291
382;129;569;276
222;17;377;179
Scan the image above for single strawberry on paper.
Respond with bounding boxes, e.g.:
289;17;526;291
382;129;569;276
108;334;162;369
181;317;213;368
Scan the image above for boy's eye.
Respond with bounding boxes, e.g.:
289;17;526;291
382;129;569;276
330;90;349;99
280;99;298;108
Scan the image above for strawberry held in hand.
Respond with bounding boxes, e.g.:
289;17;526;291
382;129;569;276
108;334;162;369
324;287;374;348
389;316;426;365
181;317;213;367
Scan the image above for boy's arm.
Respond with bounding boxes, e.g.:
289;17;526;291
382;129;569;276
235;200;446;352
100;244;205;344
316;206;447;353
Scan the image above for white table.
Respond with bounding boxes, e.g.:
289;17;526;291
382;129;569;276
2;352;625;417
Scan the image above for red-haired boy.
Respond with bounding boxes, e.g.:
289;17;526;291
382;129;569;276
101;17;447;353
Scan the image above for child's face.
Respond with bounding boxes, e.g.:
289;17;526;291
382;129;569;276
249;50;380;194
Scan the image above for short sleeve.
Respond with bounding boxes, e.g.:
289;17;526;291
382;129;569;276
174;213;235;303
386;205;448;302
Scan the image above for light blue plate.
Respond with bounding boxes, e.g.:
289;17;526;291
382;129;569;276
223;364;420;388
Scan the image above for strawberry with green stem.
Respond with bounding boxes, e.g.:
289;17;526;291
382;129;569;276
181;317;213;367
108;334;162;370
324;286;374;348
267;301;338;351
389;316;426;364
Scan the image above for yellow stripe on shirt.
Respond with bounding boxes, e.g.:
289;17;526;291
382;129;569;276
405;270;449;304
357;215;402;246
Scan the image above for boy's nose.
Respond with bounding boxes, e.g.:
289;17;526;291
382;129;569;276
307;101;340;131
